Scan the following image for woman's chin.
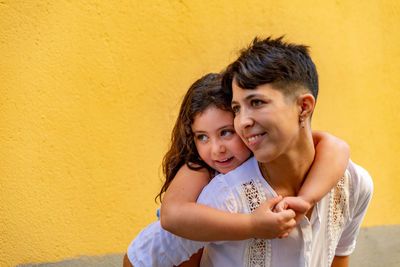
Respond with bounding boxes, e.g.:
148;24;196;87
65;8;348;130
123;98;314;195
253;150;277;164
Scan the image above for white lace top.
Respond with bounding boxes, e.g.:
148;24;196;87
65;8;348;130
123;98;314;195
127;157;373;267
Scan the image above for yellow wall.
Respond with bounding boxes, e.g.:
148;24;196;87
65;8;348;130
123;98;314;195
1;0;399;265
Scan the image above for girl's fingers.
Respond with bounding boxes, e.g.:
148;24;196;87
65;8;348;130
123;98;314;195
279;209;296;220
263;195;283;210
274;200;287;212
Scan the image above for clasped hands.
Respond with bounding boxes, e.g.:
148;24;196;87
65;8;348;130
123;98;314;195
249;196;311;239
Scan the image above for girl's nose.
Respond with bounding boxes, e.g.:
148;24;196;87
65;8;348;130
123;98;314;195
211;140;226;155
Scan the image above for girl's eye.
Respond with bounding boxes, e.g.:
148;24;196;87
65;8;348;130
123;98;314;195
196;134;208;141
251;99;264;107
221;130;234;137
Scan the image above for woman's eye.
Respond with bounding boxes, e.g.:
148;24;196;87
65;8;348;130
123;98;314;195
221;130;234;137
251;99;263;107
196;134;208;141
232;105;240;114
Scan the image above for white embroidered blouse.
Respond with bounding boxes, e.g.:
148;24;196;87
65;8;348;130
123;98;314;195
127;157;373;267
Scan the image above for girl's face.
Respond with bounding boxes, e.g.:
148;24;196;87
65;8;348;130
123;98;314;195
191;106;251;174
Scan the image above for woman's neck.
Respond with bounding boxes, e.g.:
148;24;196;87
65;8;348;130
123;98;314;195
259;133;315;197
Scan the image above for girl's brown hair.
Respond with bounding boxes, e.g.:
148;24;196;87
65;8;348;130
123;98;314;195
156;73;232;202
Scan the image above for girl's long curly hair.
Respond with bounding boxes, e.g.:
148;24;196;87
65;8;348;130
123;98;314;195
156;73;233;202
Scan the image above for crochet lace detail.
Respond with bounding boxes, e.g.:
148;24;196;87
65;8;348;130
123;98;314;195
327;170;350;265
240;180;271;267
246;238;272;267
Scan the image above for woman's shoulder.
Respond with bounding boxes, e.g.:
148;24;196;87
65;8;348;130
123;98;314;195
347;160;373;197
345;160;373;216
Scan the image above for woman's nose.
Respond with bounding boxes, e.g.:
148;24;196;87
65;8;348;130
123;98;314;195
236;109;254;131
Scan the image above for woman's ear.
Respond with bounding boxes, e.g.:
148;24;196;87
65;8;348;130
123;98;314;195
297;93;315;119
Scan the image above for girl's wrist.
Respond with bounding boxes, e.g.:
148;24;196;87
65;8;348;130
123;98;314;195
241;213;256;239
297;194;315;208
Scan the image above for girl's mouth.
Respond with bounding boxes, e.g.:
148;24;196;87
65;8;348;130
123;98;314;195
216;156;234;164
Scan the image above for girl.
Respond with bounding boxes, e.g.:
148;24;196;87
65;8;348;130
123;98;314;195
124;73;349;266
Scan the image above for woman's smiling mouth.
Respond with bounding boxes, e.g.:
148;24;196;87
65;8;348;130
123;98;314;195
246;133;265;146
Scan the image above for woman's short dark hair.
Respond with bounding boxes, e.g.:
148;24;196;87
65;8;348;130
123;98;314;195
222;36;319;101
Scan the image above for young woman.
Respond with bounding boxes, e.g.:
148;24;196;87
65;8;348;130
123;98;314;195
124;72;350;266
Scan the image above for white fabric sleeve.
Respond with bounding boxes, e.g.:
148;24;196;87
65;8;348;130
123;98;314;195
127;220;206;267
335;164;373;256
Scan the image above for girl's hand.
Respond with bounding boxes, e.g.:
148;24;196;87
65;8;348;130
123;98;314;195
274;196;311;238
249;196;297;239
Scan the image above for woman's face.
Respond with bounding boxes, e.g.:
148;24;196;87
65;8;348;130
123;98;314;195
191;106;251;174
231;81;301;163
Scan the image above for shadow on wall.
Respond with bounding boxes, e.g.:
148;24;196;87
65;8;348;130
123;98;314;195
18;225;400;267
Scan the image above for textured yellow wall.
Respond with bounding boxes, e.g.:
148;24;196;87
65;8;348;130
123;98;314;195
1;0;399;266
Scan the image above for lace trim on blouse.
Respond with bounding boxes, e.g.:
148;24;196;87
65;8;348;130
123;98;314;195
327;170;350;265
239;180;271;267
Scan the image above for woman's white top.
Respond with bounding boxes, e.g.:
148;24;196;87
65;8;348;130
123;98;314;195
127;157;373;267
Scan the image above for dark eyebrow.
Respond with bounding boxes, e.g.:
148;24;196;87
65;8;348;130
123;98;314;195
192;130;206;134
217;124;234;131
245;94;262;100
193;124;233;134
232;93;262;105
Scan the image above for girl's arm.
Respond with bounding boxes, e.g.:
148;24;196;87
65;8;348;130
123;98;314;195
277;131;350;227
161;164;296;241
299;130;350;205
